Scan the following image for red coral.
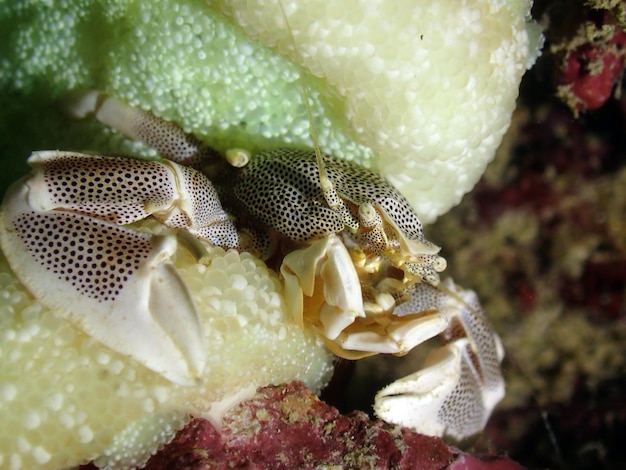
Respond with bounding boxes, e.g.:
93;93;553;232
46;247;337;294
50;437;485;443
555;10;626;114
141;382;523;470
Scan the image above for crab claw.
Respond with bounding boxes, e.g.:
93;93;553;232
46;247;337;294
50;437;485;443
0;177;206;385
374;280;505;442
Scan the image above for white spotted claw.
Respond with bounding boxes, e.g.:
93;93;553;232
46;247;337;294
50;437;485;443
0;150;239;385
374;279;505;441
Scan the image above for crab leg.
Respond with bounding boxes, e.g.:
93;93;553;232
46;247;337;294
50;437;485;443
374;279;505;442
67;91;220;169
281;235;366;337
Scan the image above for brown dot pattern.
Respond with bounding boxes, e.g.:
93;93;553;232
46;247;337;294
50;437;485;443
13;210;153;302
397;283;504;439
179;165;226;227
133;110;211;166
40;154;175;225
168;165;239;248
235;149;343;241
235;149;425;243
454;291;503;392
393;282;442;317
437;344;486;439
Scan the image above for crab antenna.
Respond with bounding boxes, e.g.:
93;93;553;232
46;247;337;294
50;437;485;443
278;1;334;197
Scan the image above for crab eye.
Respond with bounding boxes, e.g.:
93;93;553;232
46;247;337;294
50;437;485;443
358;203;381;228
226;148;251;168
433;256;447;272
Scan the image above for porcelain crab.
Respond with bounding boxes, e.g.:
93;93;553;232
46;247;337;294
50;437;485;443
0;92;504;442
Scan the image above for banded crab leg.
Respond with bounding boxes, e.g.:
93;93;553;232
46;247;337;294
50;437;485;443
374;279;505;442
66;91;224;169
0;148;240;385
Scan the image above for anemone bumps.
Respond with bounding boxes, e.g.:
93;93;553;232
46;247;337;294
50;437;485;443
1;0;540;222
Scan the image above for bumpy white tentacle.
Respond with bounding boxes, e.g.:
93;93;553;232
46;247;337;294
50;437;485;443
0;150;240;385
374;279;505;442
